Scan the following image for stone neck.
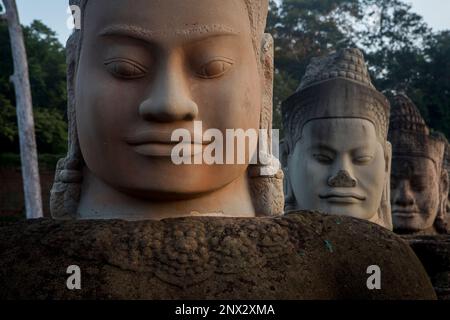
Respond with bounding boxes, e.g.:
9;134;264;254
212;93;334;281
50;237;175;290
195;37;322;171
77;168;255;220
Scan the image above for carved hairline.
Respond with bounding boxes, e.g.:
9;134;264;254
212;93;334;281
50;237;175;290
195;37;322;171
69;0;269;59
392;152;442;171
389;131;447;171
282;81;390;153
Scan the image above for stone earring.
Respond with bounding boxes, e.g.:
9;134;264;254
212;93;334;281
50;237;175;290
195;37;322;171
50;32;84;220
378;145;393;230
248;33;284;216
283;169;297;212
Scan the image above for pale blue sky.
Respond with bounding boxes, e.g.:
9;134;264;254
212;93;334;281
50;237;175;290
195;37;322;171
7;0;450;45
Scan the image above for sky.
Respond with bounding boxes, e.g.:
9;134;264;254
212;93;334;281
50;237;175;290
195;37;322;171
4;0;450;46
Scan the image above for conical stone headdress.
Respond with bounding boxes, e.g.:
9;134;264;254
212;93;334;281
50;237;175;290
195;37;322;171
388;94;446;168
282;48;390;150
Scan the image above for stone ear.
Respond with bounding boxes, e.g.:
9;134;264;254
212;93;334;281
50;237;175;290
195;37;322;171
50;33;83;220
259;33;274;134
439;169;449;218
247;33;284;217
376;141;393;230
432;169;449;234
385;141;392;173
280;140;289;169
283;168;297;212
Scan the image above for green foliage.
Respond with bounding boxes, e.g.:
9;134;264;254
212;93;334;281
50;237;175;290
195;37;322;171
23;21;67;113
268;0;364;134
0;94;17;143
269;0;360;80
0;19;67;156
269;0;450;141
273;71;298;138
34;108;68;154
0;152;63;169
412;31;450;136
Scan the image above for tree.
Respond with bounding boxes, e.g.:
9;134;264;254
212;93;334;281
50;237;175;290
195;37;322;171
268;0;450;141
0;20;68;154
412;31;450;137
355;0;450;138
24;20;67;114
2;0;43;219
356;0;430;90
267;0;365;133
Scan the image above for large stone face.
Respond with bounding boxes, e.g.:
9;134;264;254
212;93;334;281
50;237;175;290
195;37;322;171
51;0;284;221
389;94;448;235
282;49;392;230
0;212;435;299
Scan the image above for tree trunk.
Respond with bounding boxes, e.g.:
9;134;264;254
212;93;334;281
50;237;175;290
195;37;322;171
3;0;43;219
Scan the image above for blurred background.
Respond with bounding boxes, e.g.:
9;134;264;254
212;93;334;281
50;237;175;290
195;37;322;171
1;0;449;217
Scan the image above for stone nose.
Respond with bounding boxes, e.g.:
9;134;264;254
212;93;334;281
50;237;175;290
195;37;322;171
139;58;199;123
394;181;415;207
327;170;357;188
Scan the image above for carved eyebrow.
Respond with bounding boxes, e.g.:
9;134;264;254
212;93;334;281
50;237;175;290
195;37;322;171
99;24;239;43
350;145;375;154
309;144;336;154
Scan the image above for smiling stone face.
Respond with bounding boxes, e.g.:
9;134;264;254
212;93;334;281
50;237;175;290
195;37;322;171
391;157;440;232
282;48;392;229
288;118;387;221
43;0;284;220
76;0;261;199
388;94;449;234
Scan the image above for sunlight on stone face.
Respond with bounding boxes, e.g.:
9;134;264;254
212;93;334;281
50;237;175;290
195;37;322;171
288;118;386;221
75;0;262;199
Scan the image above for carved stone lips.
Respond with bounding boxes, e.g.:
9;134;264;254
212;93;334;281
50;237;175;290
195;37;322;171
125;129;208;157
319;192;366;203
125;129;205;145
392;208;419;217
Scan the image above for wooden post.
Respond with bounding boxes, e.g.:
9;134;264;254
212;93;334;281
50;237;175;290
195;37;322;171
2;0;43;219
0;1;5;20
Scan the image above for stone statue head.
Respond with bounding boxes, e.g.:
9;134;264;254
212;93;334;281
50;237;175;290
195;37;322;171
50;0;284;220
282;48;392;229
389;94;449;234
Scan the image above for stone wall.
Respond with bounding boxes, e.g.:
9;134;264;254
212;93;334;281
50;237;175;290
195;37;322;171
0;166;54;218
404;235;450;300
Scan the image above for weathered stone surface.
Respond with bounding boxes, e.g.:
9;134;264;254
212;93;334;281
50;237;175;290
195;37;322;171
281;49;392;230
389;94;449;235
403;235;450;300
52;0;284;221
0;212;436;300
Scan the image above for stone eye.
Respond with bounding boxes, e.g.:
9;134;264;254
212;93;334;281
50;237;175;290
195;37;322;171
197;59;233;79
104;58;148;79
412;179;426;192
313;154;333;164
353;155;373;165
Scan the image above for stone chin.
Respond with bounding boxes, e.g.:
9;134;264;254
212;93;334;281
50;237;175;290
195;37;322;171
392;210;437;233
